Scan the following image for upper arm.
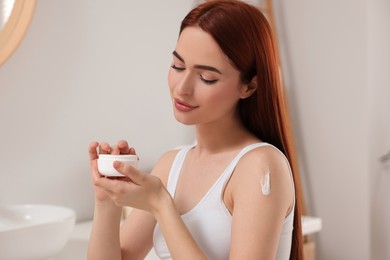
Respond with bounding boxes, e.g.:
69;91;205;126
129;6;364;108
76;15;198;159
228;146;294;260
119;149;179;259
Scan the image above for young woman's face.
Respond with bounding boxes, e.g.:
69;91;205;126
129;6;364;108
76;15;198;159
168;26;247;126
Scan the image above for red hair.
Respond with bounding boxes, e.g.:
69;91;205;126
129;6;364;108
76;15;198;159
180;1;304;259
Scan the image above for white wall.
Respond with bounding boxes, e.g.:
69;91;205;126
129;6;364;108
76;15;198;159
0;0;195;221
368;0;390;259
275;0;372;259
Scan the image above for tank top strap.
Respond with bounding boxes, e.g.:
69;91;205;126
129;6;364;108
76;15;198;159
219;142;272;182
166;145;194;198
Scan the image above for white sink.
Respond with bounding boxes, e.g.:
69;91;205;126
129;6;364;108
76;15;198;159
0;204;76;260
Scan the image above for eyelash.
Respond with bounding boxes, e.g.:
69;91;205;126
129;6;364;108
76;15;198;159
200;76;218;85
171;65;218;85
171;64;185;71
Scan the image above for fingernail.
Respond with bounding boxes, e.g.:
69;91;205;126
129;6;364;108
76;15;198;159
113;161;121;168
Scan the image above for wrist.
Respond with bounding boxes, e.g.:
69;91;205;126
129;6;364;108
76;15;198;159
94;200;122;218
152;191;175;220
95;198;118;208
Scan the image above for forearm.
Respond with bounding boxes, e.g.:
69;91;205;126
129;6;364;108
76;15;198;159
154;196;207;260
88;200;123;260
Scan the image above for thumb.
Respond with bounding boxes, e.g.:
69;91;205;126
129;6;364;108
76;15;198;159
113;161;144;184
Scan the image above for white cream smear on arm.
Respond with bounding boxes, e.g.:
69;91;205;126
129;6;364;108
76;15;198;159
261;169;271;196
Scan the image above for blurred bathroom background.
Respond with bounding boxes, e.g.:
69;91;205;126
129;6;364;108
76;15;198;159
0;0;389;259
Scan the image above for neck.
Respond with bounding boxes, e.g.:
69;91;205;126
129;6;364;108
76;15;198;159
194;116;258;155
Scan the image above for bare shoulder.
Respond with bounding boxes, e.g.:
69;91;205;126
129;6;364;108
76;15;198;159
236;144;291;177
228;144;294;212
150;148;181;186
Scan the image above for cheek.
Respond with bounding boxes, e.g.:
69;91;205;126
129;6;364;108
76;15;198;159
207;86;241;107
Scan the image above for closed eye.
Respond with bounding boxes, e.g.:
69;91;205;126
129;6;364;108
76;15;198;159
171;64;185;71
200;75;218;85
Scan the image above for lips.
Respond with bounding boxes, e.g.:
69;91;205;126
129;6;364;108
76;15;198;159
174;98;198;112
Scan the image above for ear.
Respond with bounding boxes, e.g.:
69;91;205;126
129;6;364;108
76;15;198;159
240;76;257;99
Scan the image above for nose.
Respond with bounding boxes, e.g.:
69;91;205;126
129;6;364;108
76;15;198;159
175;72;194;96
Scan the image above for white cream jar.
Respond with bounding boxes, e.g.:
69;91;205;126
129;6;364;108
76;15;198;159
97;154;138;177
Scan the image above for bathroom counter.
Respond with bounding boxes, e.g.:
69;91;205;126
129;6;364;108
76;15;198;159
302;216;322;236
54;216;322;259
54;221;161;260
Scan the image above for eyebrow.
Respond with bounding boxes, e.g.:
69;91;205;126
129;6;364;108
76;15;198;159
172;51;222;75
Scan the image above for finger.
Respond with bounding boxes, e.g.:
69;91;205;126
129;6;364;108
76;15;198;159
99;142;111;154
89;141;99;160
129;147;137;156
111;145;120;155
90;158;105;182
117;140;137;156
109;176;132;182
113;161;144;185
91;163;102;182
117;140;130;154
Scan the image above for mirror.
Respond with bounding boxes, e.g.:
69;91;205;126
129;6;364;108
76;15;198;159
0;0;36;66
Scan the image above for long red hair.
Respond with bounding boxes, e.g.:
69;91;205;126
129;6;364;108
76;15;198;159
180;1;304;259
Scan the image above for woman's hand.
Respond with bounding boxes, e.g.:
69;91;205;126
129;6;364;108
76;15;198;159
94;161;170;215
89;140;136;203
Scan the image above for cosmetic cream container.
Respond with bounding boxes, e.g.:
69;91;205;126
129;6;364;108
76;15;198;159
97;154;138;177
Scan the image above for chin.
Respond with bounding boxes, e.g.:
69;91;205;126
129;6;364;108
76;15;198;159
175;117;196;126
173;113;196;126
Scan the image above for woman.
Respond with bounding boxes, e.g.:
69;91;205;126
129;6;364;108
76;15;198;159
88;1;304;259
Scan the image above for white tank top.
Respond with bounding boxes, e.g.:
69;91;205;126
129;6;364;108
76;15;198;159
153;143;295;260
